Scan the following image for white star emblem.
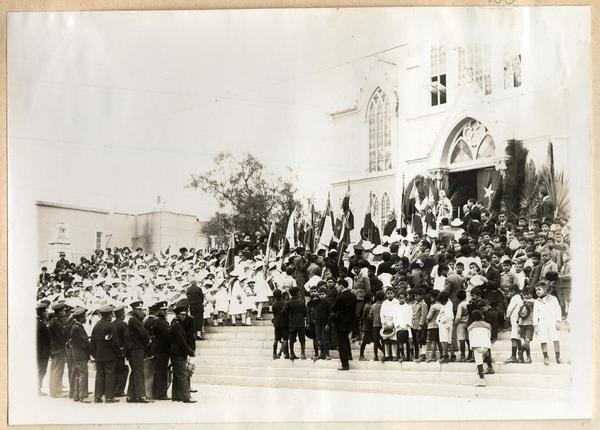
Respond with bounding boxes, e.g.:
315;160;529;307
484;184;495;202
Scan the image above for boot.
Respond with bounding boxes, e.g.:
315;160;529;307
273;343;279;360
282;340;290;359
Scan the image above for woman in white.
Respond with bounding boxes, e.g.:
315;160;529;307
252;264;272;320
227;276;247;326
213;279;229;326
243;279;257;326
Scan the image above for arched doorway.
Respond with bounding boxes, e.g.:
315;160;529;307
444;118;499;217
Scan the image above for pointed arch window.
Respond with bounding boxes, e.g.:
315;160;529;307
370;193;379;228
448;119;496;165
368;88;392;172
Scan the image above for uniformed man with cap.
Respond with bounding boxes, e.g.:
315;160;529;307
143;302;158;401
90;304;120;403
36;302;51;395
69;306;91;403
150;301;171;400
169;299;196;403
48;302;67;397
62;303;77;399
112;304;129;397
126;300;151;403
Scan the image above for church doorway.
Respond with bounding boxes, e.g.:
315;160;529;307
448;167;495;218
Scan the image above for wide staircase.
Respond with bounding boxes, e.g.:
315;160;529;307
193;310;572;401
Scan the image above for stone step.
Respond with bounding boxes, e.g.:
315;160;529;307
198;338;571;352
193;365;570;390
191;355;571;375
192;373;570;402
196;345;571;362
204;325;571;340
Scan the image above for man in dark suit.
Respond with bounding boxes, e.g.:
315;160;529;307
331;279;357;370
284;287;307;360
480;210;496;235
126;300;151;403
186;281;205;340
112;305;129;397
150;301;171;400
482;254;501;291
169;299;197;403
48;302;67;398
36;303;51;396
292;247;308;293
69;307;91;403
90;304;120;403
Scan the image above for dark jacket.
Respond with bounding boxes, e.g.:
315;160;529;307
484;265;501;291
48;316;66;356
285;297;307;329
69;321;91;361
150;317;171;355
112;318;128;350
376;261;396;276
331;289;358;332
37;316;51;360
271;299;288;328
169;319;195;357
186;284;205;312
90;319;121;361
307;298;331;325
183;315;196;352
126;313;150;351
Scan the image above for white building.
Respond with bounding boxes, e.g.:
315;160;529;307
329;18;586;241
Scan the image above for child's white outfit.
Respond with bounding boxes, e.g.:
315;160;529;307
533;294;561;343
436;301;454;343
506;294;524;340
468;320;492;365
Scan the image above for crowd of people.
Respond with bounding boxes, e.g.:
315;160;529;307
36;198;572;401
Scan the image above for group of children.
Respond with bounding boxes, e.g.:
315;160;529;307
268;275;564;387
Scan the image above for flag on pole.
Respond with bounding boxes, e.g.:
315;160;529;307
264;220;276;279
318;193;335;248
285;210;296;250
224;232;236;274
304;203;315;253
340;180;354;245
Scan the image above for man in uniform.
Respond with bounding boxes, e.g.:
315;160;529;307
126;300;151;403
151;301;171;400
48;302;67;397
143;303;158;401
186;281;205;340
69;306;91;403
90;304;120;403
169;299;196;403
63;304;76;399
112;304;129;397
36;302;51;396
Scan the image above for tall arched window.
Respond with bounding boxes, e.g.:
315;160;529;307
380;192;391;229
368;88;392;172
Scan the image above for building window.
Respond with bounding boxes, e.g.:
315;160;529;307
96;232;102;250
380;193;391;228
367;88;392;172
430;46;447;106
504;51;522;89
458;45;492;95
449;119;495;164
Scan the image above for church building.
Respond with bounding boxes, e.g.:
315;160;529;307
329;25;584;241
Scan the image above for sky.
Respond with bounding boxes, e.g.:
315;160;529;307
7;7;589;220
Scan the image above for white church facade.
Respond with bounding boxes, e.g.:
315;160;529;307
329;31;582;241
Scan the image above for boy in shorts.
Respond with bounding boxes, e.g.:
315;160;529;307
454;289;469;362
271;289;289;359
504;285;523;363
517;287;535;363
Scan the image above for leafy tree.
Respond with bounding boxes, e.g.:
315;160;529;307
188;152;301;246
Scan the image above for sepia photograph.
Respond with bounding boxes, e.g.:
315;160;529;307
6;5;593;424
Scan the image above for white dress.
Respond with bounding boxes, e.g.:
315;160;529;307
253;272;272;302
228;281;246;316
243;285;257;312
214;287;229;313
